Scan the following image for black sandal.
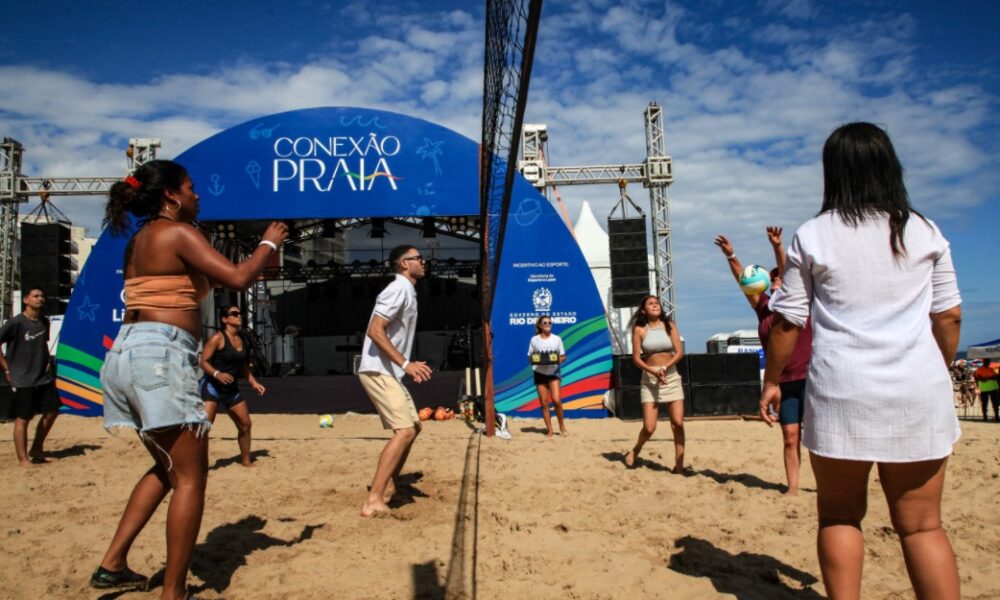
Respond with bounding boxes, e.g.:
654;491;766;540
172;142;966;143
89;565;148;590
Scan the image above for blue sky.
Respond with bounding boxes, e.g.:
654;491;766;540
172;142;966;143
1;0;997;350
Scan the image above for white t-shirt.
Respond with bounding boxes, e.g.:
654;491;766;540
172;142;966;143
359;274;418;379
769;212;962;462
528;334;565;376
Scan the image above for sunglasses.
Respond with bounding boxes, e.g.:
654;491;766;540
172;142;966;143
227;311;242;317
540;321;551;325
401;254;425;263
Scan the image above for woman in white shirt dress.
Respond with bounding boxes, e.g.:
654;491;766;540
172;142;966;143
762;122;962;600
527;315;567;437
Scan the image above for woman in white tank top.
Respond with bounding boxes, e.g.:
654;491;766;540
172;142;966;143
624;295;686;473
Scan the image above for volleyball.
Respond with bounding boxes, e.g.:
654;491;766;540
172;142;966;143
318;414;334;428
739;265;771;295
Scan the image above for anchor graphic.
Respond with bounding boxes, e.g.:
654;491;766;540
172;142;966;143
208;174;226;196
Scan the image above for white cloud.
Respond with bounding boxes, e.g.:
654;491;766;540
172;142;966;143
1;0;995;346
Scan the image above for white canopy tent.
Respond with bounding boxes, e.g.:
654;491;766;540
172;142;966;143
967;338;1000;360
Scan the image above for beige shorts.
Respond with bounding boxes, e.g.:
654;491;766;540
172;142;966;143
358;372;419;430
640;366;685;404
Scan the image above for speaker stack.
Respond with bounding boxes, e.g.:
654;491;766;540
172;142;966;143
20;222;75;315
607;218;649;309
612;353;761;419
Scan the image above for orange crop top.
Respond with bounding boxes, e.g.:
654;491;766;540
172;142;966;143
124;274;210;311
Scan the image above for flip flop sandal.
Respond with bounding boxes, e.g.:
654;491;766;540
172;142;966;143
89;565;148;590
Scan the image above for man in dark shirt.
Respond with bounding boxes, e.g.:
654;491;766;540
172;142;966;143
715;227;812;495
0;287;60;466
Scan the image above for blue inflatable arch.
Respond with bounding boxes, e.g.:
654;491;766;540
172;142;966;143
55;107;612;418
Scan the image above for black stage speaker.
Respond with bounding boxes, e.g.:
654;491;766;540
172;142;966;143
613;355;692;419
20;223;75;315
689;383;760;416
608;218;649;308
686;353;760;386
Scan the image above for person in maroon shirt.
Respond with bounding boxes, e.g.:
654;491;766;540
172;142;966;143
715;227;813;495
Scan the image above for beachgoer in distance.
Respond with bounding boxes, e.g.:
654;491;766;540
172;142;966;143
715;227;813;495
199;304;265;467
762;122;963;599
357;244;432;517
625;295;686;473
973;359;999;421
527;315;568;437
92;160;287;599
0;287;61;466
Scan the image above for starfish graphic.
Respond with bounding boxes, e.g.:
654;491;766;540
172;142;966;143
76;296;100;322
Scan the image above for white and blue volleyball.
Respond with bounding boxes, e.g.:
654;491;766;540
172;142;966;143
739;265;771;296
318;414;334;428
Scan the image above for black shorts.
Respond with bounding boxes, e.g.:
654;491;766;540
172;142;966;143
7;382;61;420
533;371;561;386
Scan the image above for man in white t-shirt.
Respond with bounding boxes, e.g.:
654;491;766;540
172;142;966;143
357;244;433;517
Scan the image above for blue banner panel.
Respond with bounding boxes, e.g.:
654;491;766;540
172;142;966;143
182;107;479;220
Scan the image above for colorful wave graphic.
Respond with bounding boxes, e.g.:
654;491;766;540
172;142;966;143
494;314;612;418
54;342;106;417
345;171;402;182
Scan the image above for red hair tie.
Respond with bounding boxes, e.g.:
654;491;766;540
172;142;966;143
123;175;141;190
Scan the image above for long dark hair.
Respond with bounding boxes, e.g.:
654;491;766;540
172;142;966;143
104;160;189;236
628;294;672;333
821;122;921;257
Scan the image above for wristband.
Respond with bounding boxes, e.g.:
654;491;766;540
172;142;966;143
213;370;220;379
258;240;278;252
726;253;735;260
401;360;410;370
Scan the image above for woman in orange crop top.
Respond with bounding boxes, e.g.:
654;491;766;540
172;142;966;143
91;159;287;599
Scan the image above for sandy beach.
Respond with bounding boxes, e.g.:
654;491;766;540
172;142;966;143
1;413;998;599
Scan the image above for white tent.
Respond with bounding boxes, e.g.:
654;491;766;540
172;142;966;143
967;338;1000;360
572;200;655;355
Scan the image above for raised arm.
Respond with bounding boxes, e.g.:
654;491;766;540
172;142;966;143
175;221;288;290
715;234;758;309
767;226;786;275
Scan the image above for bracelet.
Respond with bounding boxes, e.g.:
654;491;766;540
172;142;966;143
258;240;278;252
726;253;736;260
213;370;220;379
401;360;410;370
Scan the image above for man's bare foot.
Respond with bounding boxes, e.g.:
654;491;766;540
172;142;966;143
624;450;637;468
546;431;554;438
361;499;391;518
18;459;31;467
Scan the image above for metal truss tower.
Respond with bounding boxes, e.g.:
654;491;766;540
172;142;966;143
0;138;160;321
518;102;676;318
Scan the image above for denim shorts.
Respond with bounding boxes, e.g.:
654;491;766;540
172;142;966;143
101;322;210;436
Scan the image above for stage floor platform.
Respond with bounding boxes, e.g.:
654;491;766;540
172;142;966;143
239;372;466;414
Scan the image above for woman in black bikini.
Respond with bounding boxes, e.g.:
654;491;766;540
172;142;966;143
199;304;265;467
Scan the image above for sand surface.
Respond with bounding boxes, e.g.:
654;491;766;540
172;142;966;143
1;413;998;599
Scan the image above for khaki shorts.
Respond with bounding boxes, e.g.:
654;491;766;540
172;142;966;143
358;372;419;430
640;366;685;404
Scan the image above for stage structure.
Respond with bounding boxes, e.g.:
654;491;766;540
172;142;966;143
518;102;675;320
0;138;160;321
4;108;612;420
